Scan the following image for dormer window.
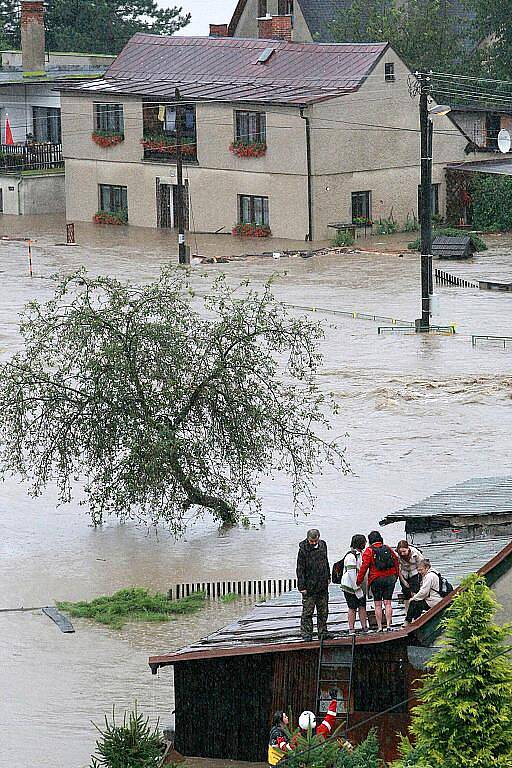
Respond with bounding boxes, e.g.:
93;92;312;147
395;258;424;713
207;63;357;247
385;63;395;82
278;0;293;14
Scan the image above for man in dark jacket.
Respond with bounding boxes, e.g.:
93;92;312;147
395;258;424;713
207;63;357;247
296;528;333;641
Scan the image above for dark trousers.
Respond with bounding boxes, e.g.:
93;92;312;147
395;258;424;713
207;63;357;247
301;590;329;637
406;599;429;622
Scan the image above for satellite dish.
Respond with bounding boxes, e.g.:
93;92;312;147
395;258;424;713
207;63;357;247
498;129;511;154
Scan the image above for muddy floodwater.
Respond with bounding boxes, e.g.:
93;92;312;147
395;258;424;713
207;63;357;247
1;216;512;767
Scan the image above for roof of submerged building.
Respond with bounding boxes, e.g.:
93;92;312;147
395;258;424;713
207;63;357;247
380;476;512;526
149;535;512;670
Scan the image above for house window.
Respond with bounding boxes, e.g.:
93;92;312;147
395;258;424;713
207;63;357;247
235;111;266;144
278;0;293;13
417;183;440;217
351;191;371;222
258;0;267;16
239;194;269;226
485;112;501;150
385;63;395;82
99;184;128;218
32;106;61;143
94;103;124;134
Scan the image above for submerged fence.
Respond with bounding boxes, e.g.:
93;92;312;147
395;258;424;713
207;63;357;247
168;577;297;601
435;268;479;289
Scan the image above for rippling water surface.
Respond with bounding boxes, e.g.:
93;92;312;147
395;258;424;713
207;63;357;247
1;216;512;766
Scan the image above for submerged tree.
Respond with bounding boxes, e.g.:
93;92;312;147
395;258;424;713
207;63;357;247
90;704;163;767
393;574;512;768
0;269;346;534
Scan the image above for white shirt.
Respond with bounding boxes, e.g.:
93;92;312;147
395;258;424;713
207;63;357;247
398;546;423;579
411;569;442;608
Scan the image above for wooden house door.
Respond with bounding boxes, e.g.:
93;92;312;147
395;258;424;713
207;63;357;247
157;180;173;228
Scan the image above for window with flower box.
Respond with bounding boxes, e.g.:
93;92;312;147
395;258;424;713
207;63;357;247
98;184;128;223
142;104;197;162
351;190;371;223
239;194;269;226
94;104;124;133
231;111;267;157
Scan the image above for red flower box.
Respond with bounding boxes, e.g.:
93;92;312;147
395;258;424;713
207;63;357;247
230;140;267;158
141;137;196;156
93;211;128;225
232;223;271;237
92;131;124;148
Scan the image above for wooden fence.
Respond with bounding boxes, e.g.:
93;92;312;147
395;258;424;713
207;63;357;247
0;143;64;172
168;577;297;601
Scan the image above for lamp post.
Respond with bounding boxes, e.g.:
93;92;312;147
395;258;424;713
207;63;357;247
416;70;451;331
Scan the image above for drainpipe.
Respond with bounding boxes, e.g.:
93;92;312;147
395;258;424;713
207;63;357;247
300;106;313;242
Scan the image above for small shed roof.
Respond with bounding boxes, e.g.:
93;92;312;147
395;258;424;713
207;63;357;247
149;535;512;670
61;35;389;105
380;476;512;526
448;159;512;176
432;236;474;259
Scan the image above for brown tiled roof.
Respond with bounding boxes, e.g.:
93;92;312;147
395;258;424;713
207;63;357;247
63;34;388;106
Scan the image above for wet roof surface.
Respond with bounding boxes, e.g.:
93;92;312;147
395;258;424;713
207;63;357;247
64;35;387;105
150;536;511;665
381;476;512;524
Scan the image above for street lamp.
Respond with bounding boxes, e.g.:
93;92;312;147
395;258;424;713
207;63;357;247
416;70;451;331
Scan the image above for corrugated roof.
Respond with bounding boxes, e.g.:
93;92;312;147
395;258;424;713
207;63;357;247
381;476;512;525
148;535;512;668
62;35;388;105
432;236;473;258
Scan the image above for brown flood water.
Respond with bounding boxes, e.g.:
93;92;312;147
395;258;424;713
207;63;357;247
1;215;512;766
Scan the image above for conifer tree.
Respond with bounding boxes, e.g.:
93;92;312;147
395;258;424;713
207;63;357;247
394;574;512;768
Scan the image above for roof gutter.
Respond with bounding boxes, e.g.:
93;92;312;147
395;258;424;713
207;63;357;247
300;105;313;242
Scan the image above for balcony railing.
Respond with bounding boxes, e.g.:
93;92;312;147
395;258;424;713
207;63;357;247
0;143;64;173
141;135;197;163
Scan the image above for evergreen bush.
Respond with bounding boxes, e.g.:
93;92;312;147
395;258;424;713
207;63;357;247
90;705;164;768
392;574;512;768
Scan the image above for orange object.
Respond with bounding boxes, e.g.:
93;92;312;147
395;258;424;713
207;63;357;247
5;115;14;145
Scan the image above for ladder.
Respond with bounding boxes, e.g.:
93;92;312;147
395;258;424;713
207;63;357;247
314;634;356;736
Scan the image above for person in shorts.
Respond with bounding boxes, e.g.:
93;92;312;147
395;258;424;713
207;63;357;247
340;534;368;634
357;530;399;632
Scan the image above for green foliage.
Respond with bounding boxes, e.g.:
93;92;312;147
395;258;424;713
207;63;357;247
0;0;190;54
336;729;381;768
376;215;398;235
330;0;478;73
283;726;342;768
0;269;346;533
470;174;512;232
220;592;241;603
393;574;512;768
407;228;487;251
90;704;164;767
472;0;512;79
403;213;419;233
57;587;205;629
332;230;355;247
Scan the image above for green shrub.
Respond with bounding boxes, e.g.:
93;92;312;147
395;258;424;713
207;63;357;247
376;214;398;235
221;592;241;603
407;227;487;252
403;212;419;232
90;705;164;768
471;174;512;231
57;587;205;629
332;230;355;247
337;729;382;768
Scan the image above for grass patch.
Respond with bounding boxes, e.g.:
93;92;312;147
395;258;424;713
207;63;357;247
408;227;488;252
57;587;205;629
220;592;241;603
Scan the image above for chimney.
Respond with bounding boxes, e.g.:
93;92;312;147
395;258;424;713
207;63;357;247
209;23;229;37
21;1;46;74
271;15;293;41
258;15;273;39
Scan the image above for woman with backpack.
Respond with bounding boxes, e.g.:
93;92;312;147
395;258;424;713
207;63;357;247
356;530;399;632
339;534;369;634
396;540;423;611
402;558;443;626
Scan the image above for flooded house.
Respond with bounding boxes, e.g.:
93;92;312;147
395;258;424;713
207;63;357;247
149;477;512;763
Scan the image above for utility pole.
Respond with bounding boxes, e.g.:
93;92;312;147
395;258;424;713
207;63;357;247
418;71;433;331
174;87;189;265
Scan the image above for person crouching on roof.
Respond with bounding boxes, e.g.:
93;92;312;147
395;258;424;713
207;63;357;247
292;696;338;746
268;711;293;765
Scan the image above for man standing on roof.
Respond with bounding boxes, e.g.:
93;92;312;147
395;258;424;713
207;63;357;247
357;530;399;632
296;528;333;641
